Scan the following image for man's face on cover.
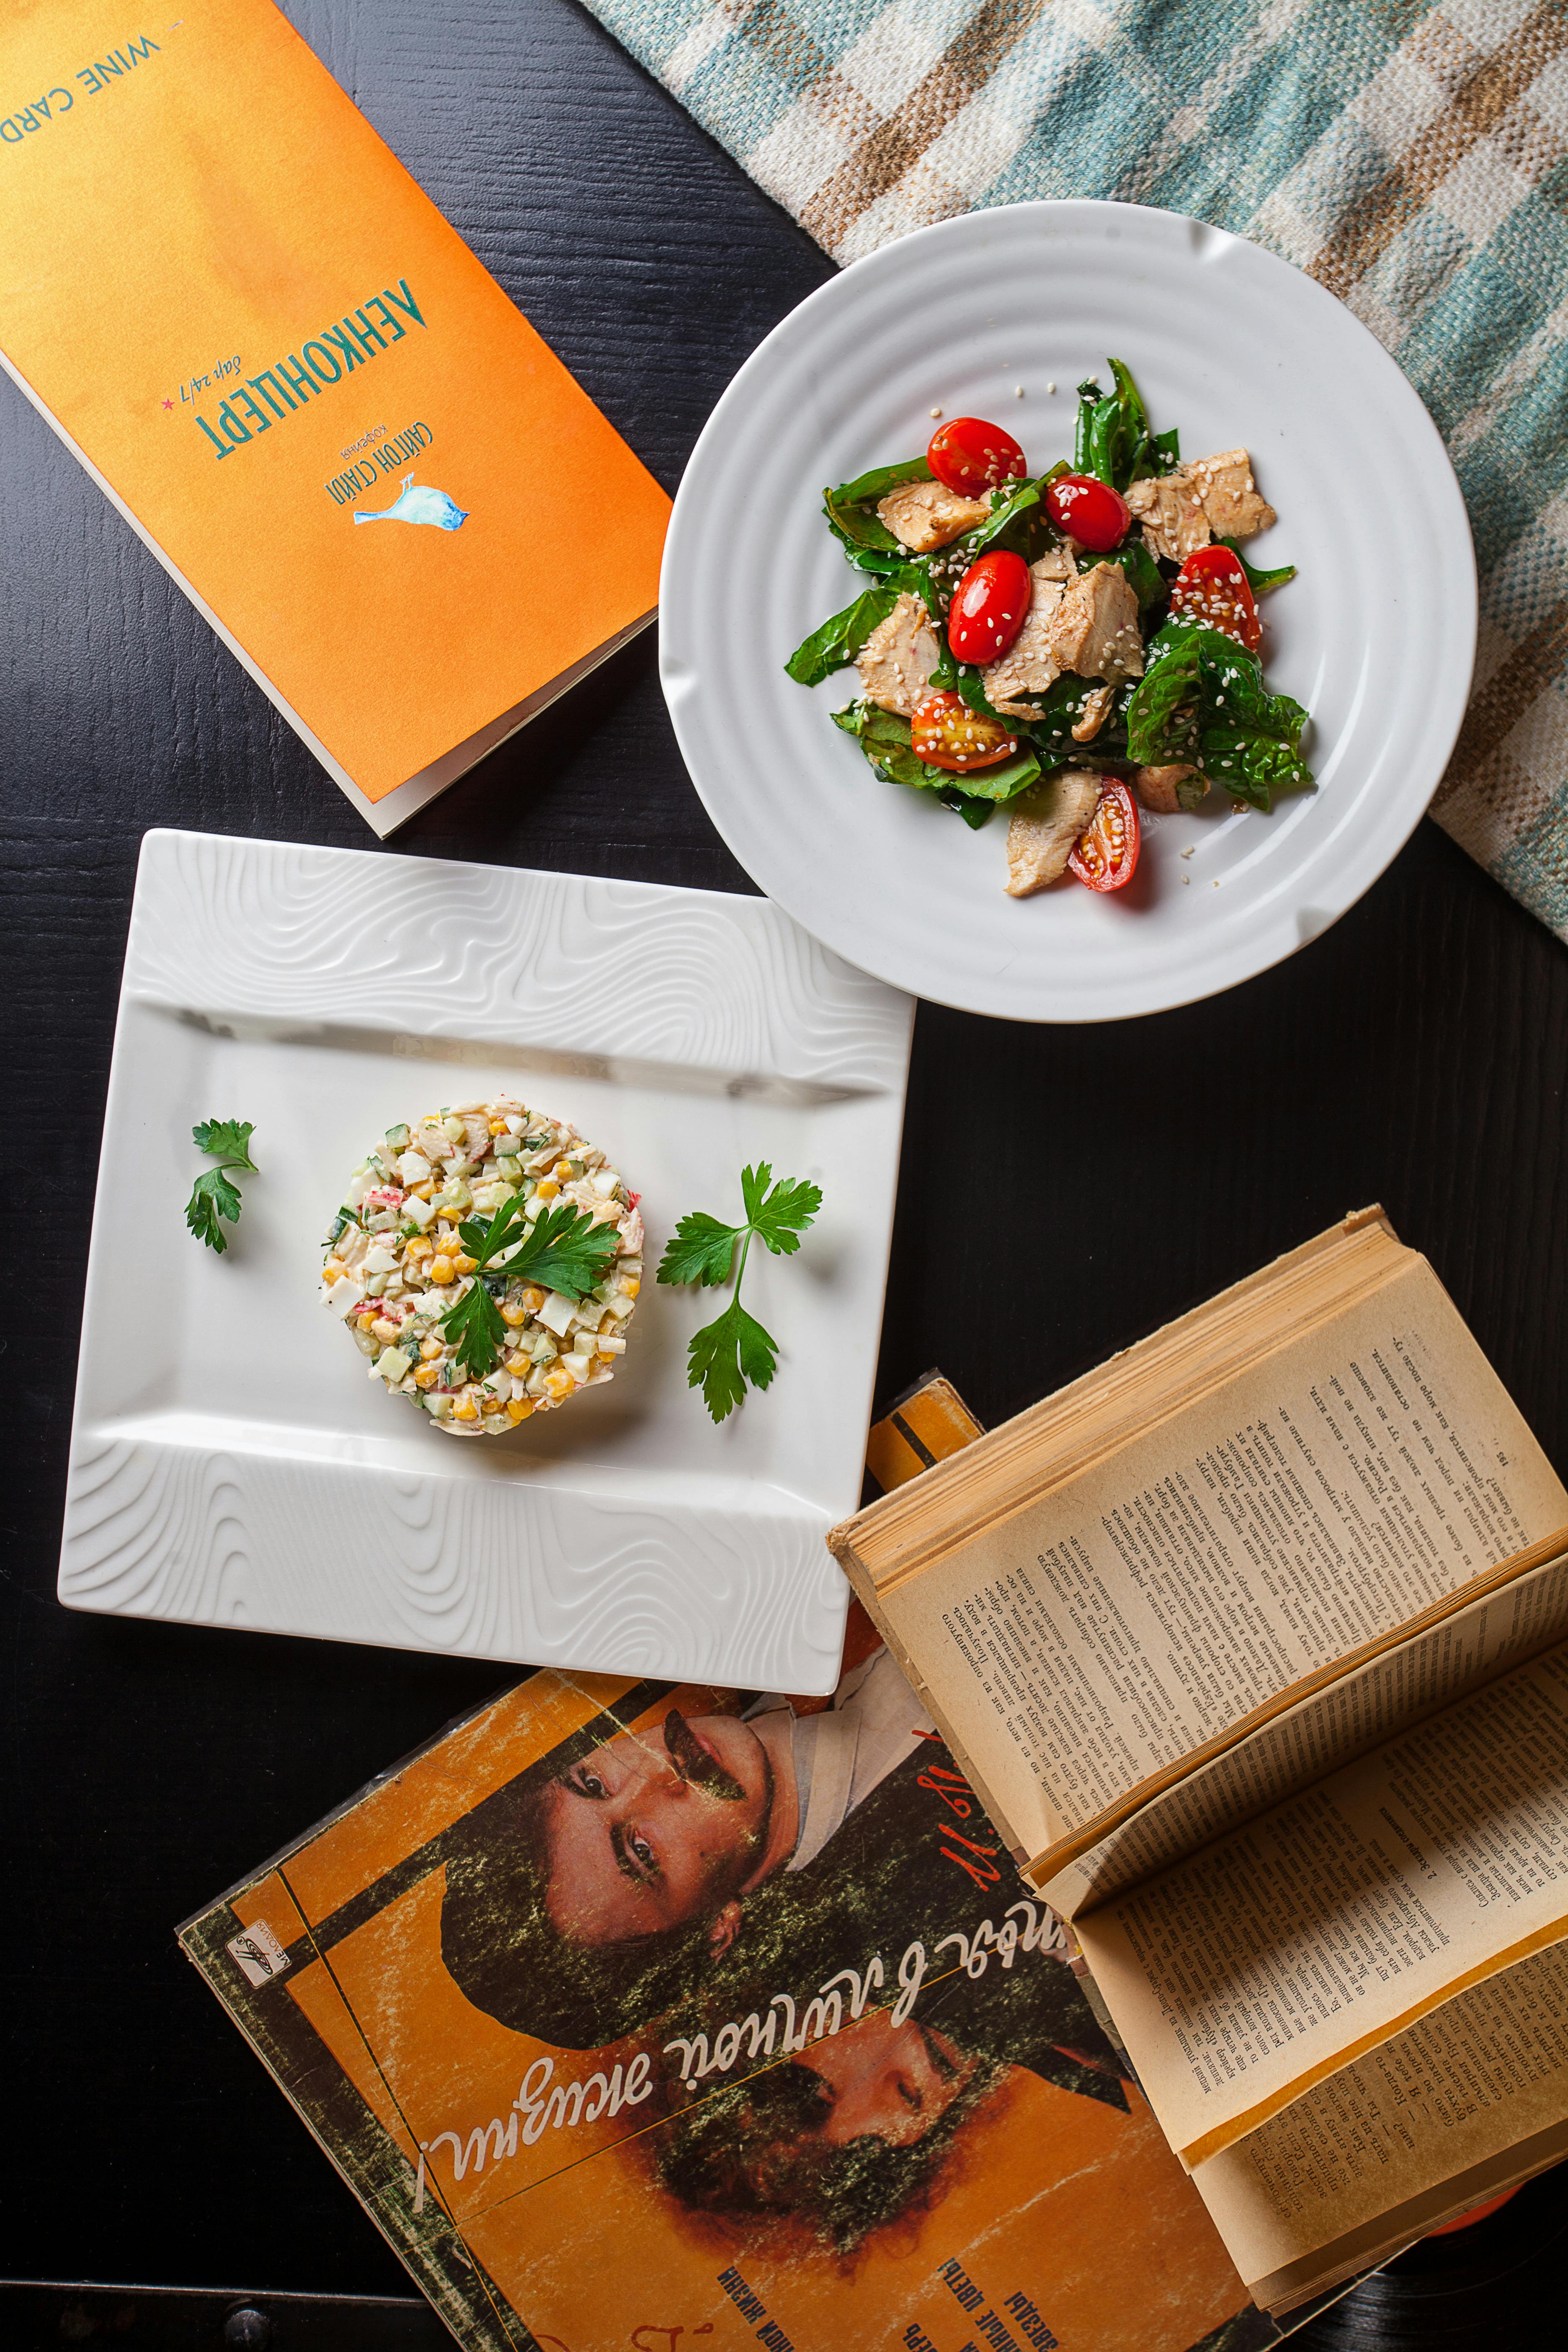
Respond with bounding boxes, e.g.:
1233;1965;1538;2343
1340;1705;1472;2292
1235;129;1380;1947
794;2014;974;2147
539;1710;773;1947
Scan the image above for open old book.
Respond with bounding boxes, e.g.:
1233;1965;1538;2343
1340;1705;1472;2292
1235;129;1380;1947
829;1210;1568;2314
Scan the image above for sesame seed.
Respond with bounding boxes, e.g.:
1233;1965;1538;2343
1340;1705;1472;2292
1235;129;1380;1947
930;406;943;419
1047;381;1057;394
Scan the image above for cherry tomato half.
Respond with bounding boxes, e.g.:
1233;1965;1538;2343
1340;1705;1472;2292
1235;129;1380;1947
1068;779;1141;891
927;416;1027;496
1168;544;1261;650
910;690;1019;773
947;549;1031;665
1044;473;1130;553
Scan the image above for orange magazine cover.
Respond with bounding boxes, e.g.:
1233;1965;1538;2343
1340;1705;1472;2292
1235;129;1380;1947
180;1631;1289;2352
0;2;669;833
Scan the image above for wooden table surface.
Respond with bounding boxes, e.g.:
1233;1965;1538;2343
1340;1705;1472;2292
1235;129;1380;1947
4;0;1565;2323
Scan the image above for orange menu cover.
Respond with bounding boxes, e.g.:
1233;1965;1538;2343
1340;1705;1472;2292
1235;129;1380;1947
0;3;670;832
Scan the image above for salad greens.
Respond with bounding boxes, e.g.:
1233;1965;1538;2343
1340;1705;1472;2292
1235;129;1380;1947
786;357;1312;845
657;1162;823;1423
185;1117;258;1253
1126;621;1311;810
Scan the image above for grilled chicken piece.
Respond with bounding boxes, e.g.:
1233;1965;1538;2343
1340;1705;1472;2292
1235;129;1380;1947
1004;769;1105;896
1047;562;1145;684
876;477;991;553
982;549;1076;716
1135;763;1209;812
1125;471;1210;563
856;591;941;716
1186;448;1275;541
1070;683;1116;742
1126;446;1275;561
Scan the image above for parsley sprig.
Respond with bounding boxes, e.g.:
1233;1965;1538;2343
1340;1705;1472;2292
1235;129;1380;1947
656;1163;822;1422
440;1192;620;1381
185;1118;258;1253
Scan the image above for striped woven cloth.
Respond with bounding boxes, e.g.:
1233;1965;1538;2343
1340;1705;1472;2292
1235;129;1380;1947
585;0;1568;939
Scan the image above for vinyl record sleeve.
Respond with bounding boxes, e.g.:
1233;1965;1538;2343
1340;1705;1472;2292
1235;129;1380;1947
180;1656;1280;2352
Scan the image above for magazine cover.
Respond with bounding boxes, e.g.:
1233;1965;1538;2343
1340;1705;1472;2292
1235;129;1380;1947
180;1624;1285;2352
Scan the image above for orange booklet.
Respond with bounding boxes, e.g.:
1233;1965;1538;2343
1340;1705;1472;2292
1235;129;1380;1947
0;4;670;832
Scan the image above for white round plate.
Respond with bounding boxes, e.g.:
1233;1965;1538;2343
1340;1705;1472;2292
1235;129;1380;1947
660;201;1476;1023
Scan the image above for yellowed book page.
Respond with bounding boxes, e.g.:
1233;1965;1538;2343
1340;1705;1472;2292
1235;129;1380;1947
886;1260;1566;1861
1191;1939;1568;2293
1075;1641;1568;2166
1046;1543;1568;1915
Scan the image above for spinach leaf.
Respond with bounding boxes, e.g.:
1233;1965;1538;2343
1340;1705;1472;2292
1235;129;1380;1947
1151;426;1181;475
825;489;902;552
954;664;1007;722
947;744;1042;803
968;475;1042;553
939;786;1000;829
784;586;900;686
1218;536;1297;594
822;455;933;554
833;455;932;505
1075;359;1158;491
1126;621;1312;808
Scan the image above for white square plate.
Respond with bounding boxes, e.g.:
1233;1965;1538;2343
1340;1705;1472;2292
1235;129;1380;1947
59;830;913;1693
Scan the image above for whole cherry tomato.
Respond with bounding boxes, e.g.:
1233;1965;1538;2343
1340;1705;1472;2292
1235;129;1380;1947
1044;472;1130;553
927;416;1027;496
946;549;1032;665
1168;544;1261;650
910;691;1019;773
1068;779;1141;891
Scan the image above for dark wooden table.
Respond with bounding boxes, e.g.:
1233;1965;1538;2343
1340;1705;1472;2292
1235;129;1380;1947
4;0;1565;2326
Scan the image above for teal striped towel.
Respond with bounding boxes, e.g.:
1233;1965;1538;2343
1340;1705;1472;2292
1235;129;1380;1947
585;0;1568;940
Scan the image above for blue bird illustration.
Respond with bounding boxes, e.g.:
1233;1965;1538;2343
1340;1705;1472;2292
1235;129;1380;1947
353;475;468;530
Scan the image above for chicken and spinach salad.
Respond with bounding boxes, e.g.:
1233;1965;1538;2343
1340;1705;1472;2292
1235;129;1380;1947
785;362;1309;896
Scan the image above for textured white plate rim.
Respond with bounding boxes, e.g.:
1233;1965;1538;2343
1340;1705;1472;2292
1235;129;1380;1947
660;199;1478;1024
57;828;914;1693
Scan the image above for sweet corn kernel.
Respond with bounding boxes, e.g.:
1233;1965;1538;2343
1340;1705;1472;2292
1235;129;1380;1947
409;1181;435;1200
429;1256;454;1285
553;1160;573;1182
451;1394;480;1421
543;1368;573;1403
506;1398;533;1423
521;1284;547;1312
322;1258;346;1284
490;1117;508;1135
419;1337;444;1361
535;1179;560;1202
504;1349;531;1375
622;1278;640;1298
372;1316;401;1343
453;1253;477;1277
500;1302;527;1326
413;1364;439;1390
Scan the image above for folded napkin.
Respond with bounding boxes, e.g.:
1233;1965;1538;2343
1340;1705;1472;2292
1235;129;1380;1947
587;0;1568;938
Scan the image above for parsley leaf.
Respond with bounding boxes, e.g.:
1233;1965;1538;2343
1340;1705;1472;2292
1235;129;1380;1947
443;1279;509;1382
186;1166;243;1253
742;1163;824;1254
687;1299;779;1425
518;1202;621;1300
657;1162;822;1421
185;1117;258;1253
659;1210;745;1289
191;1117;257;1171
439;1196;619;1380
